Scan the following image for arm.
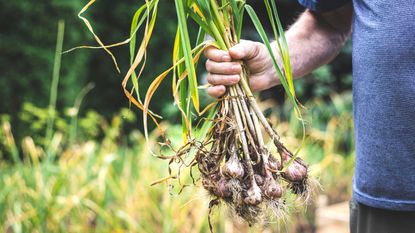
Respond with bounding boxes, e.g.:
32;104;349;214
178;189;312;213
205;3;353;98
281;3;352;79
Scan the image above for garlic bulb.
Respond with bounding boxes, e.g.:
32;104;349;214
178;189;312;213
222;150;244;179
243;182;262;205
263;177;283;199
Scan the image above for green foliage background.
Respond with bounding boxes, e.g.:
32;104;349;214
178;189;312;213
1;1;88;118
0;1;354;231
0;0;351;137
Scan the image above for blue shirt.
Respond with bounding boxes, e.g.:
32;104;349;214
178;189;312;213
298;0;415;211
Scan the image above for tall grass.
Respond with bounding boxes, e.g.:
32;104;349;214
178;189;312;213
0;1;355;231
0;92;354;232
46;20;65;159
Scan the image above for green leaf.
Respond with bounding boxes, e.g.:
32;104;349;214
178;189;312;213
246;4;305;157
264;0;278;41
195;0;212;21
194;27;206;63
229;0;241;38
175;0;200;113
187;7;212;35
269;0;295;97
237;3;245;41
221;0;230;28
129;4;149;102
209;0;226;39
197;107;217;140
172;28;190;142
245;5;291;101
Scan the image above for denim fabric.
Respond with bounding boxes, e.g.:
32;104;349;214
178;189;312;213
298;0;415;211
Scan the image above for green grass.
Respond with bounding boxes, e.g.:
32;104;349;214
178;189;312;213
0;9;354;231
0;92;354;232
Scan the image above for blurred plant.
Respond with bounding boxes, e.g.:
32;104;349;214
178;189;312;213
15;104;136;153
0;91;354;232
19;102;68;146
0;1;351;144
0;1;90;118
46;20;65;148
0;0;355;231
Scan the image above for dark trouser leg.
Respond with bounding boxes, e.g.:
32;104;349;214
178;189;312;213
349;199;415;233
349;199;359;233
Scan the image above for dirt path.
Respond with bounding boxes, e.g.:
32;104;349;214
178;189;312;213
316;201;349;233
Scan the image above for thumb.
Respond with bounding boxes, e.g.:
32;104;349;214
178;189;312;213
228;40;261;61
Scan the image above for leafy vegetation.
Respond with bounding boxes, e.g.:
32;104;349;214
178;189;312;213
0;1;351;145
0;91;353;232
1;1;354;232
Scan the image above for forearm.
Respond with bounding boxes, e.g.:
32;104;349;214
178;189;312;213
272;4;352;79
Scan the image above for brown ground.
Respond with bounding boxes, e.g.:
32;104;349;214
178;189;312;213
316;201;349;233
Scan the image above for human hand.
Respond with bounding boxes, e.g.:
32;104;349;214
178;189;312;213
204;40;278;98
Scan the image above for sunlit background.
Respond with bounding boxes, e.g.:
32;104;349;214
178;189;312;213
0;1;353;232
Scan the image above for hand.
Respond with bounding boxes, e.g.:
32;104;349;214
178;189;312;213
204;40;278;98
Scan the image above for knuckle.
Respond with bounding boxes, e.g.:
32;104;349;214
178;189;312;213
251;43;261;58
212;49;221;56
231;63;242;73
207;74;215;84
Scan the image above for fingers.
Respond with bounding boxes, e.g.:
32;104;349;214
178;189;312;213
205;59;241;74
203;41;264;99
207;74;240;86
204;46;232;62
204;41;262;62
229;40;261;61
207;85;226;98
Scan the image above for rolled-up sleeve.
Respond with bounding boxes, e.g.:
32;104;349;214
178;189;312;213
298;0;351;12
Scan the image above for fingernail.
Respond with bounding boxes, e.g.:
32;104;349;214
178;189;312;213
222;54;231;61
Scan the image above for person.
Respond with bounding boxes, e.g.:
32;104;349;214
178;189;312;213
203;1;415;232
